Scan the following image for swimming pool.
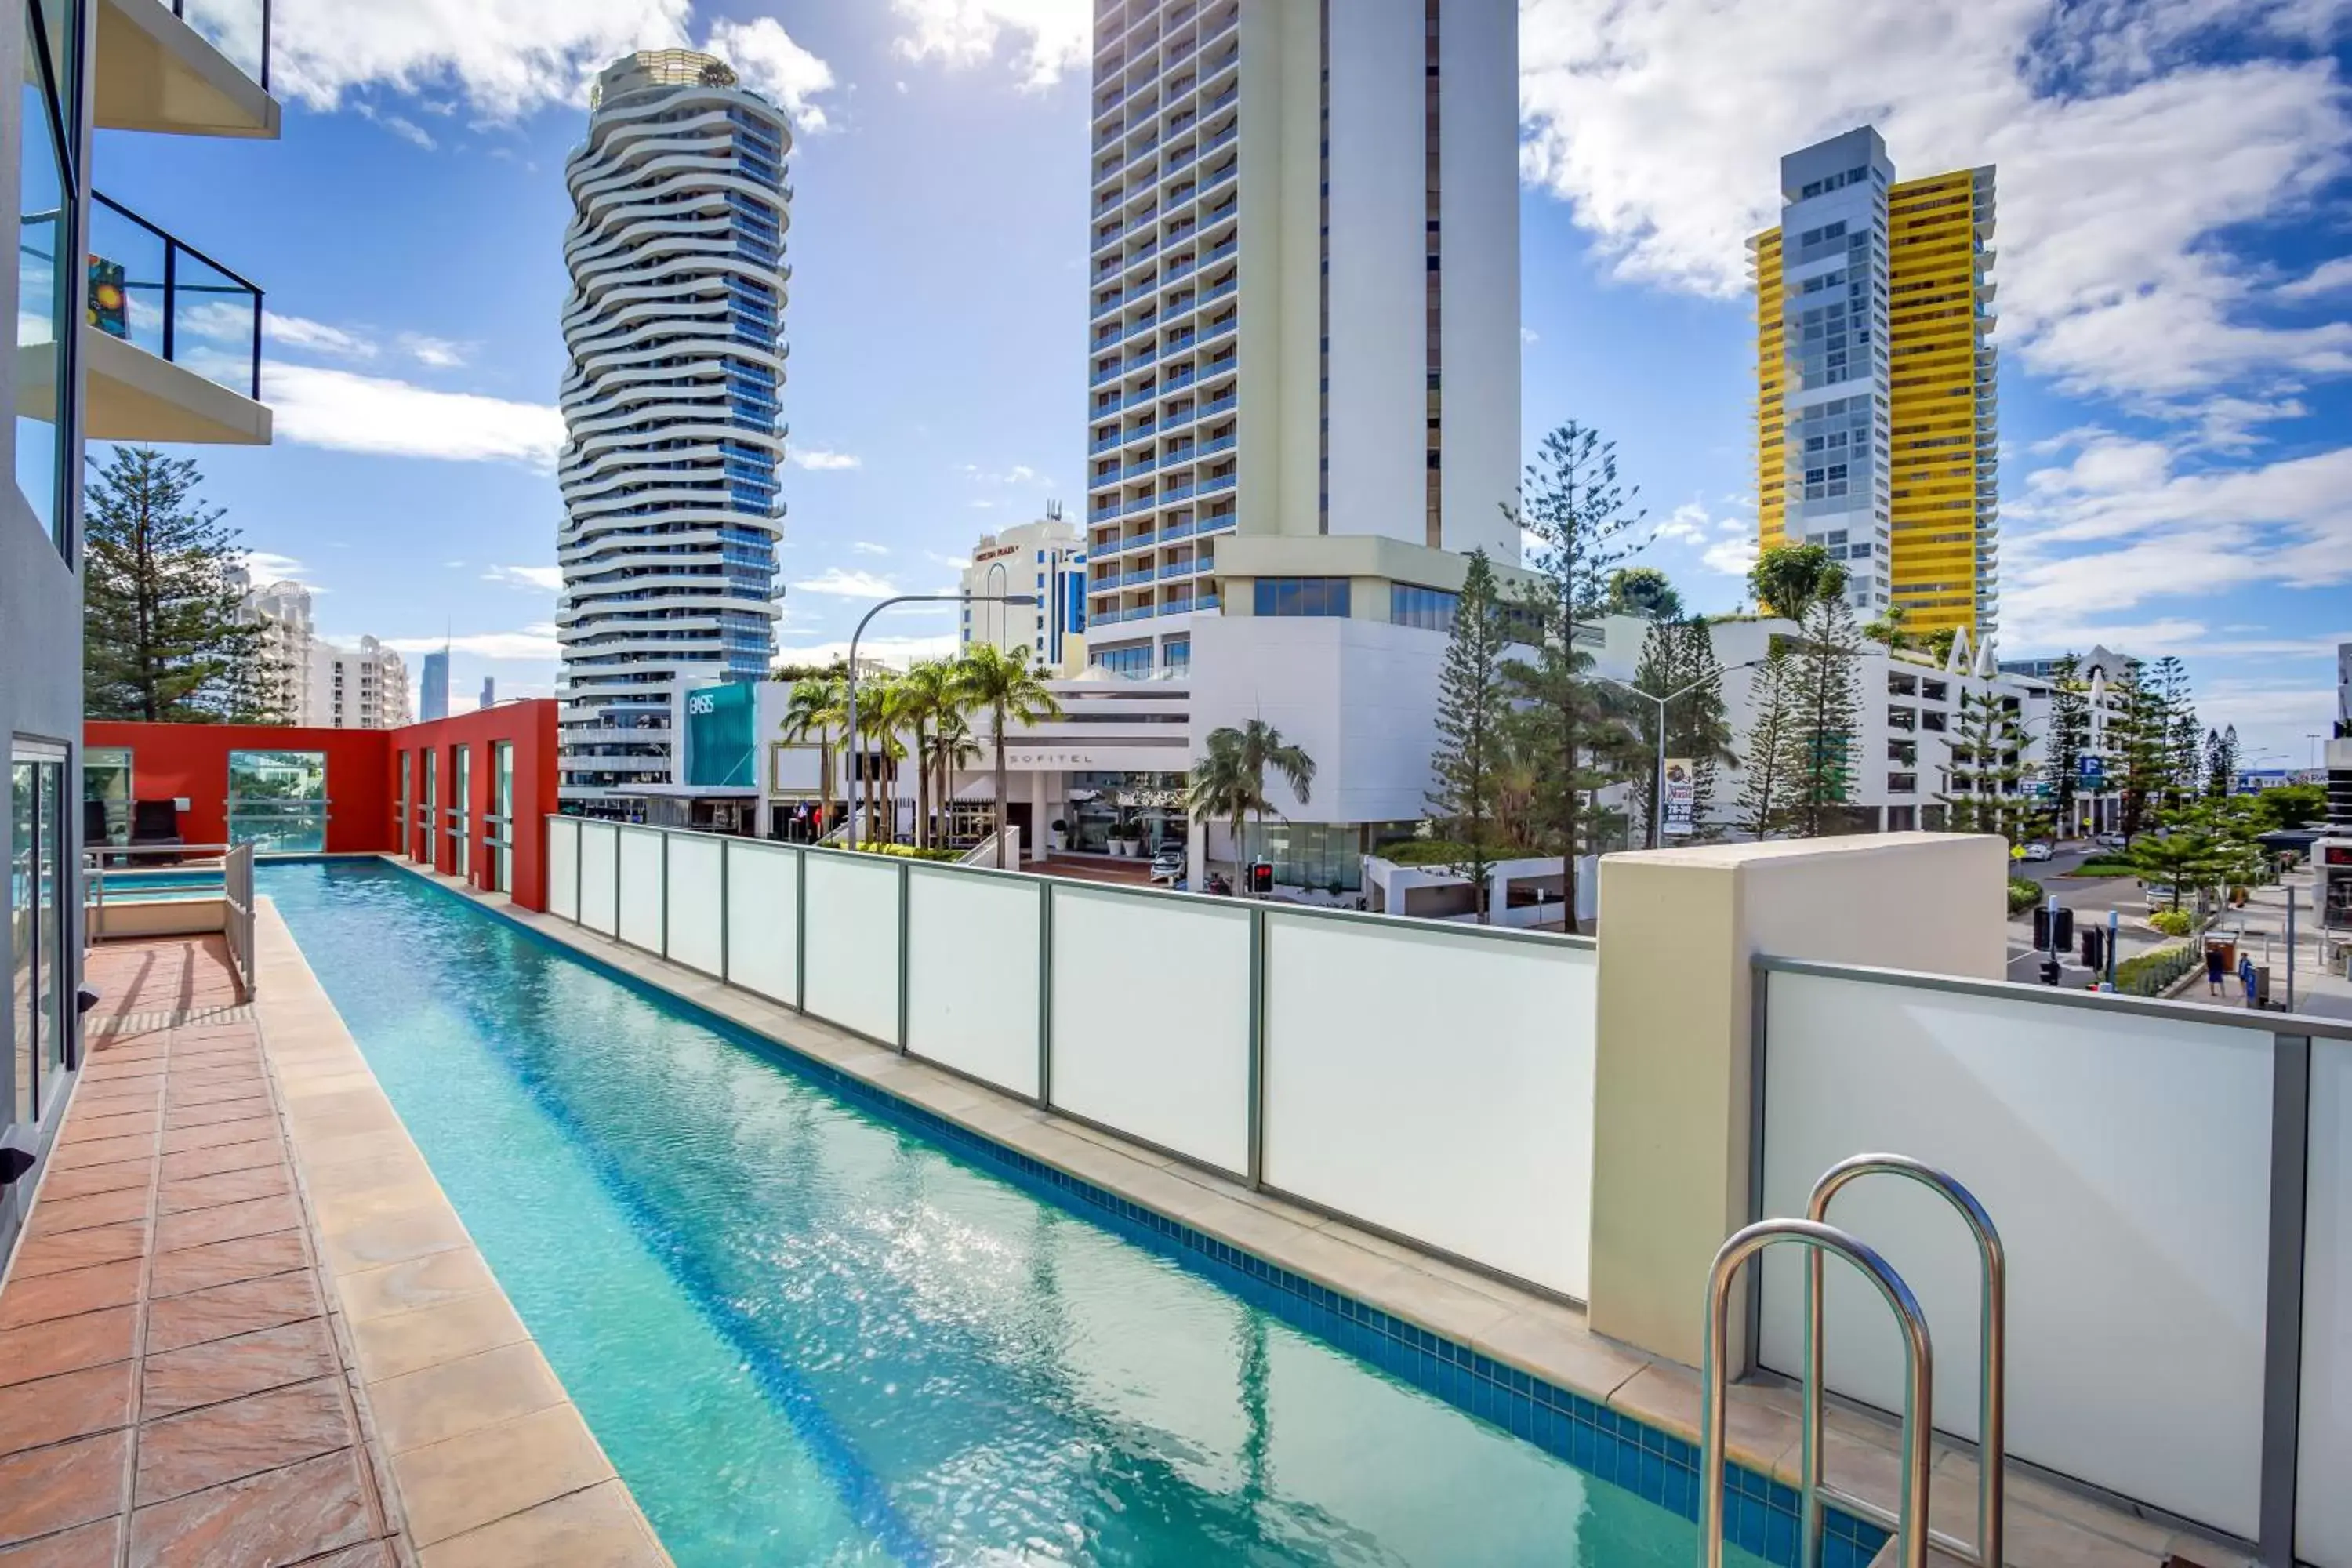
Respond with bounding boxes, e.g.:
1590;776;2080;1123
265;860;1781;1566
95;866;224;902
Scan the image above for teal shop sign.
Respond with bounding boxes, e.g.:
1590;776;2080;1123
685;681;757;789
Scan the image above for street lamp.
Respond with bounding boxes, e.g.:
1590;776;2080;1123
844;591;1036;842
983;561;1008;652
1596;660;1767;848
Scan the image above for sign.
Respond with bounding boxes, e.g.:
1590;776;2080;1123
684;681;757;789
2078;756;2105;784
1114;787;1185;810
1662;759;1696;837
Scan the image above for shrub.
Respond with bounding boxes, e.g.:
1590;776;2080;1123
2147;908;2193;937
2005;877;2043;915
851;841;963;862
2114;942;2196;996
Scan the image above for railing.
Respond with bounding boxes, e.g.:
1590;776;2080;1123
88;192;263;401
543;816;1602;1301
169;0;272;93
222;843;256;1000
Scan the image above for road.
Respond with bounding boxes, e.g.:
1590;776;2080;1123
2004;841;2155;985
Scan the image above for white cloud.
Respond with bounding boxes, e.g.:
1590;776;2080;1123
238;550;321;590
792;447;862;470
386;624;561;661
1701;536;1759;579
706;16;839;132
398;332;469;368
2278;256;2352;300
355;102;437;149
791;568;898;598
891;0;1089;90
262;311;376;360
264;363;564;466
851;541;891;555
484;564;564;591
272;1;693;118
775;633;960;669
1515;0;2352;405
1650;501;1711;546
960;462;1049;486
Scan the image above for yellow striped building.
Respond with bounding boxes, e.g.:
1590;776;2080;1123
1751;127;1998;640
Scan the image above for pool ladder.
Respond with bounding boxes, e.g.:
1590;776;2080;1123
1698;1154;2007;1568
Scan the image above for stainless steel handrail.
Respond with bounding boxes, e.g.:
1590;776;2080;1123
1806;1155;2005;1568
1701;1218;1933;1568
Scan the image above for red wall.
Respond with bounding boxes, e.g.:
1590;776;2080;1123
87;700;561;911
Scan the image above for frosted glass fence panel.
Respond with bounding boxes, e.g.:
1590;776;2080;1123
2305;1038;2352;1568
1261;915;1597;1300
1051;887;1251;1175
904;865;1041;1099
546;818;579;920
723;840;798;1004
578;822;619;936
1761;969;2274;1538
617;828;664;950
802;851;903;1046
663;833;725;977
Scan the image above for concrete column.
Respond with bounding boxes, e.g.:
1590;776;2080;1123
1586;832;2007;1367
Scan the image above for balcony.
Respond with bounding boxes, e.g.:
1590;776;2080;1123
73;192;270;445
96;0;279;138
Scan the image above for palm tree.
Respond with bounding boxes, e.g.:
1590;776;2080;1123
780;676;845;838
929;706;982;848
1188;719;1314;889
890;660;956;848
854;673;902;844
951;644;1063;867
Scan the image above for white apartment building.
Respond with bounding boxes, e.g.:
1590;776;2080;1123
959;510;1089;672
556;49;791;814
1084;0;1521;882
228;568;314;722
309;637;412;730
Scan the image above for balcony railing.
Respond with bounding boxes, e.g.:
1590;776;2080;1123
169;0;274;93
87;191;263;401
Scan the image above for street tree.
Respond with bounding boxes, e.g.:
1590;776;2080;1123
1940;689;2040;844
1785;575;1864;838
1628;615;1735;844
781;675;847;834
2204;724;2239;800
1187;720;1314;887
2044;655;2089;833
1425;550;1512;920
952;644;1064;868
1734;644;1805;839
1604;565;1684;623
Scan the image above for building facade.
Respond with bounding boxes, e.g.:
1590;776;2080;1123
1753;127;1998;640
230;568;314;721
1085;0;1521;880
419;647;449;722
310;637;413;730
556;49;792;813
2;2;276;1258
960;510;1089;671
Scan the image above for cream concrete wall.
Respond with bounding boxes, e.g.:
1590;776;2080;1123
1586;831;2006;1365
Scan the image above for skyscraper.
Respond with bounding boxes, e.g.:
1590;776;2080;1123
419;648;449;723
556;49;791;814
227;568;314;722
1752;127;1998;641
960;510;1088;673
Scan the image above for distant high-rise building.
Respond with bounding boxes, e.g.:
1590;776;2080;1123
310;637;411;729
227;568;314;722
960;510;1087;672
419;648;449;723
556;49;792;814
1752;126;1998;640
480;676;497;710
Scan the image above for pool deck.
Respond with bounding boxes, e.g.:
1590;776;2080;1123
448;862;2245;1568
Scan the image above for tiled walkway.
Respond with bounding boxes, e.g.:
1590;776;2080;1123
0;938;402;1565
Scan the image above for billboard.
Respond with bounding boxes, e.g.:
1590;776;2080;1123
1663;759;1696;837
684;680;757;789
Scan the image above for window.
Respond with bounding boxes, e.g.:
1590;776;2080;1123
85;746;132;846
419;750;437;862
485;742;514;894
1088;641;1154;678
1254;577;1351;618
226;750;328;854
1391;583;1458;633
1162;635;1191;672
17;2;78;551
448;746;470;880
11;750;67;1127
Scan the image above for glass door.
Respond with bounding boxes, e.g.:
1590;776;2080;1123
395;751;409;852
418;750;436;865
83;746;131;848
448;746;470;880
485;742;514;893
225;750;328;853
11;750;67;1130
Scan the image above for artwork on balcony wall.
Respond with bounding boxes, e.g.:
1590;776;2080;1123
86;256;126;338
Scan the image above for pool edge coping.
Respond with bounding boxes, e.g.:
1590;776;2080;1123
251;895;675;1567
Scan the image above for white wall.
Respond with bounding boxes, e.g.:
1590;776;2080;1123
2304;1037;2352;1568
903;865;1041;1098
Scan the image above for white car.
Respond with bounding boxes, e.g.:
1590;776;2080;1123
1149;847;1185;883
2023;842;2054;862
2095;832;2127;849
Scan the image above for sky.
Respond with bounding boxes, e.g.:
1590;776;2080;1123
100;0;2352;768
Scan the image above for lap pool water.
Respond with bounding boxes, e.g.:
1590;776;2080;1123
266;860;1761;1566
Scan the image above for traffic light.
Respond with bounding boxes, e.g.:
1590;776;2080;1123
2032;905;2074;952
2039;954;2063;986
1248;860;1274;896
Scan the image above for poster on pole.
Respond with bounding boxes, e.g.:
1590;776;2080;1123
1663;759;1696;837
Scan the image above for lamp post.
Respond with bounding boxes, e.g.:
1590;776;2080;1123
1597;659;1765;849
844;592;1036;843
984;561;1008;652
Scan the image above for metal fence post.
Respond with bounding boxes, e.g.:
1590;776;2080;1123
612;825;622;938
897;859;912;1053
574;819;583;924
659;828;672;959
1247;903;1266;1190
793;845;808;1013
2258;1030;2311;1568
1036;880;1054;1109
719;837;731;985
1744;964;1773;1375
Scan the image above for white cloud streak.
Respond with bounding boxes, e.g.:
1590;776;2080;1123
264;363;565;466
792;447;862;470
790;568;899;598
484;564;564;591
890;0;1089;90
706;16;839;132
386;624;561;661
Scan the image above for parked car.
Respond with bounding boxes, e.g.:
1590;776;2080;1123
2023;841;2054;862
1149;847;1185;883
2096;832;2127;849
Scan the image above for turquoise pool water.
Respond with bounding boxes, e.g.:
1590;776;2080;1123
97;867;223;902
265;861;1760;1567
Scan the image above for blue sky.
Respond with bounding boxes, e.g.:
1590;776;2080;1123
100;0;2352;766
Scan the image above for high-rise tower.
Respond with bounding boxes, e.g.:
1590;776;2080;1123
557;49;790;813
1752;127;1998;640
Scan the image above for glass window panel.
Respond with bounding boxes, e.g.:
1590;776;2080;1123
17;12;71;549
84;746;131;846
11;761;34;1127
34;761;60;1110
227;750;328;853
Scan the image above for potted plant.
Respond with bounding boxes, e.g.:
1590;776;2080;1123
1047;818;1067;852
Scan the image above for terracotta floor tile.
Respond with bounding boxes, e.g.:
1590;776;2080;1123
158;1140;282;1185
24;1189;150;1237
143;1272;323;1357
0;1428;130;1548
159;1120;280;1158
140;1319;339;1421
0;1307;136;1392
296;1542;395;1568
126;1446;376;1568
49;1134;158;1172
153;1196;301;1256
7;1224;148;1281
165;1082;267;1112
0;1363;134;1458
155;1164;290;1218
146;1233;308;1300
34;1160;154;1204
133;1377;356;1506
161;1099;272;1134
63;1111;160;1145
0;1261;143;1334
0;1515;123;1566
